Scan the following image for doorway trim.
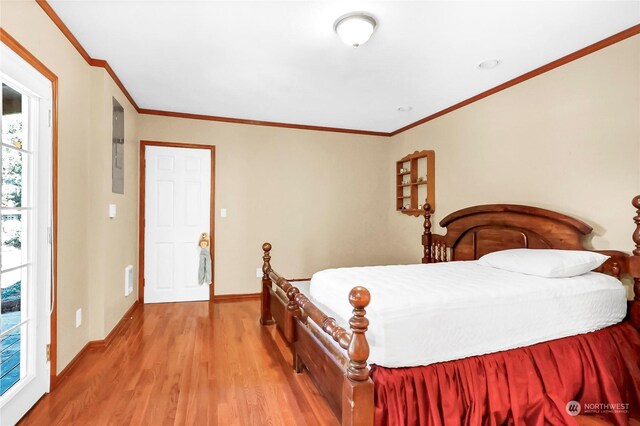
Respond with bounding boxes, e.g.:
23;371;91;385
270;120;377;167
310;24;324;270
138;140;216;303
1;28;59;389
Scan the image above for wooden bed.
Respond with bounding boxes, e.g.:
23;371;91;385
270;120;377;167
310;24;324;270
259;196;640;426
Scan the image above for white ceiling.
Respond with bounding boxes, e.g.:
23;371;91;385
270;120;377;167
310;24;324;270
49;1;640;133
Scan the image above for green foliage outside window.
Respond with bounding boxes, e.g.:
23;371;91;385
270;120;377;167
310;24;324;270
2;117;23;249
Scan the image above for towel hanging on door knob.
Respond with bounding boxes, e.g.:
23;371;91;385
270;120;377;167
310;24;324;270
198;233;212;285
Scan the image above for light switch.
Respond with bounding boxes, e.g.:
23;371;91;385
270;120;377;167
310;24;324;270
109;204;117;218
220;208;227;218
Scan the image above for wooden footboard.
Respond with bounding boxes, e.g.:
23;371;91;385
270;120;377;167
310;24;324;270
630;196;640;331
259;243;374;426
258;195;640;425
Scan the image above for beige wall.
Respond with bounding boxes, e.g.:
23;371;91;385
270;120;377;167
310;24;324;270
386;35;640;264
139;117;390;295
141;35;640;285
87;69;139;340
1;0;139;372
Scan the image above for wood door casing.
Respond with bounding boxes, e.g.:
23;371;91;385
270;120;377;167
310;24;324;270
139;141;215;303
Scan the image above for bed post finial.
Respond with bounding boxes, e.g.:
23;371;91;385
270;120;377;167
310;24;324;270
262;242;272;279
633;196;640;302
423;203;432;263
630;196;640;331
343;287;374;425
260;242;275;326
347;286;371;382
285;286;301;343
633;196;640;257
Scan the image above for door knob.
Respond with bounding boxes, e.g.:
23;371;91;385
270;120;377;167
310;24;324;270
199;232;209;248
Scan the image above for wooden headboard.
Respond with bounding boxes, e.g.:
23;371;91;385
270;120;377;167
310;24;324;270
437;204;591;258
421;199;640;330
421;201;639;281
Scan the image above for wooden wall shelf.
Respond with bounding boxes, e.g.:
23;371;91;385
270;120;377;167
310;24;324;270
396;150;435;217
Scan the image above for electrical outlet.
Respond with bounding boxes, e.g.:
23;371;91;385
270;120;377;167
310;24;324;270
75;309;82;328
256;267;262;278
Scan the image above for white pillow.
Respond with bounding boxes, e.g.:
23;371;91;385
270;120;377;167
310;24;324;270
477;249;609;278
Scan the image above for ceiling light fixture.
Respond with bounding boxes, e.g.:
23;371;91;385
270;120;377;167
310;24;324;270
478;59;502;70
334;13;377;48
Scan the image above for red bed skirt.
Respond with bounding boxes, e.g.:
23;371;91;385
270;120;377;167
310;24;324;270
370;322;640;426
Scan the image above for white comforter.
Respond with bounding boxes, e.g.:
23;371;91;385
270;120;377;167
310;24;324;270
309;262;627;368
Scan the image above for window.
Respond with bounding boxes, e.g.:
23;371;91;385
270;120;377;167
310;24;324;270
1;82;30;395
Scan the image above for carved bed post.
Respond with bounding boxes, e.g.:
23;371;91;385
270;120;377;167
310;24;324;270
260;242;275;325
630;196;640;330
285;286;300;344
422;203;432;264
633;195;640;256
342;287;374;426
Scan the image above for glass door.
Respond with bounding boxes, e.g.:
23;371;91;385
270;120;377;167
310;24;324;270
1;82;29;397
0;43;52;426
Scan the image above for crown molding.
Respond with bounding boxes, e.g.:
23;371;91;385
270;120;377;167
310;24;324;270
138;108;391;137
35;0;391;137
390;23;640;136
36;0;140;109
34;0;640;138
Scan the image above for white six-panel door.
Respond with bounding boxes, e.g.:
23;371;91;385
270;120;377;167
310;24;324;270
144;146;211;304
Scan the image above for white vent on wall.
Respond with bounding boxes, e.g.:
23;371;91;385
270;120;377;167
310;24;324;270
125;265;134;296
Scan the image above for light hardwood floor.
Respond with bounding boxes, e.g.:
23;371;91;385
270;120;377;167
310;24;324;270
19;301;338;425
18;300;637;426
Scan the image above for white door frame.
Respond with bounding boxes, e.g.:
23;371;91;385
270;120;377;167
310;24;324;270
1;26;59;400
139;140;215;304
0;40;54;425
